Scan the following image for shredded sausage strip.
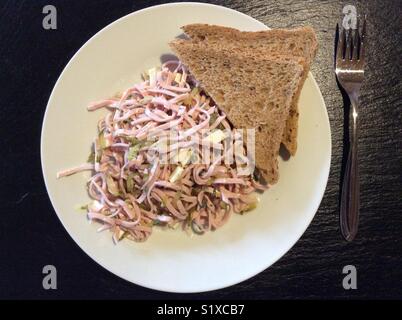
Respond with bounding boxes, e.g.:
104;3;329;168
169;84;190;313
57;61;268;243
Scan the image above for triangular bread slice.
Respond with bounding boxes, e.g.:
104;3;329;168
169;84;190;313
169;40;303;184
181;24;318;155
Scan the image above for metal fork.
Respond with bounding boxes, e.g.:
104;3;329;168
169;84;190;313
335;17;366;241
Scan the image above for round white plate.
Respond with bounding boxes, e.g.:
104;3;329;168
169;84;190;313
41;2;331;293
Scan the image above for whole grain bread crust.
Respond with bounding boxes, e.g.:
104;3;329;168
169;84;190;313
181;24;318;155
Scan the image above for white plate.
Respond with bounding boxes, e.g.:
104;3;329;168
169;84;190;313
41;2;331;293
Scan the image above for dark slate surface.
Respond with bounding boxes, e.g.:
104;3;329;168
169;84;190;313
1;0;401;299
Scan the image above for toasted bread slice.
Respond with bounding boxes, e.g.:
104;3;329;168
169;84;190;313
181;24;318;155
170;40;303;184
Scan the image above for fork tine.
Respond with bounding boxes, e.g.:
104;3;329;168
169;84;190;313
352;28;359;61
336;26;345;62
359;15;367;62
345;29;352;60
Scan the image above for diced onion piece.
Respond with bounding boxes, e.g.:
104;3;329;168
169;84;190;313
170;148;191;165
106;175;120;196
148;67;157;86
118;229;125;239
99;132;112;149
177;148;192;166
204;129;227;144
174;73;182;84
151;139;168;153
88;200;103;212
169;166;184;183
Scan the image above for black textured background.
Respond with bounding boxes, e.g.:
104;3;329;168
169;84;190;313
1;0;401;299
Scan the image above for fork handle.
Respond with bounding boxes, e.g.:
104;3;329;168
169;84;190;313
340;98;360;241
